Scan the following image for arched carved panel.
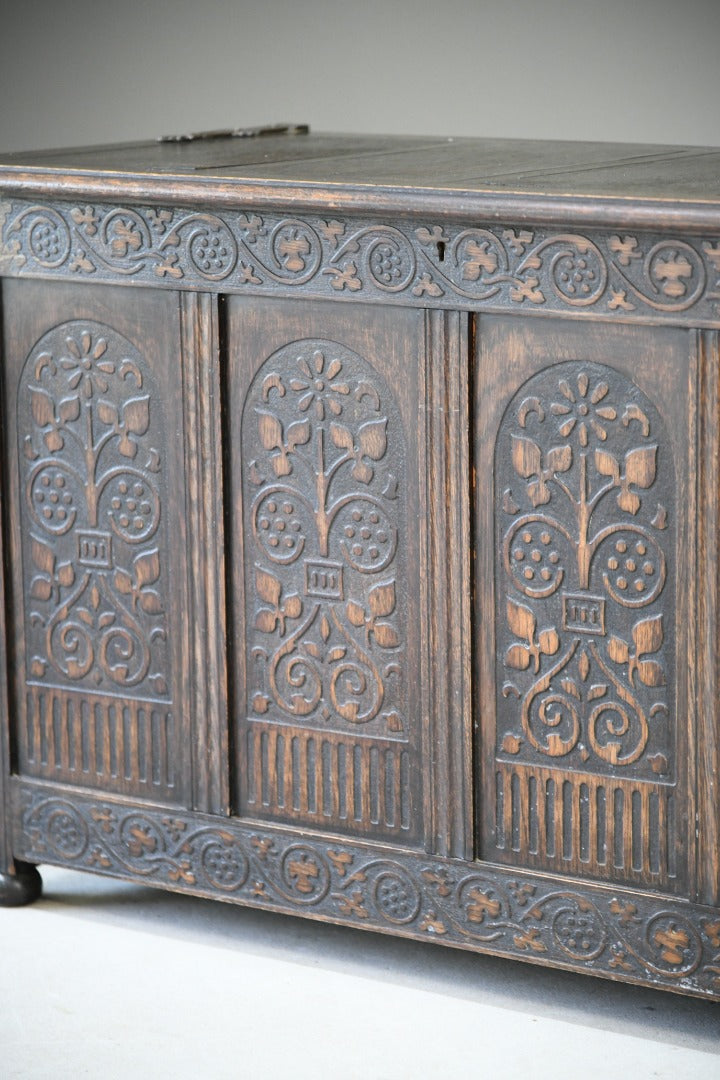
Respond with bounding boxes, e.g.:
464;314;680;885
11;312;182;801
490;360;682;888
18;321;169;695
238;336;417;841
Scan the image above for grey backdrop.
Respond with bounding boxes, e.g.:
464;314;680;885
1;0;719;153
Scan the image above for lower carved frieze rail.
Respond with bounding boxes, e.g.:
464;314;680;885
11;779;720;999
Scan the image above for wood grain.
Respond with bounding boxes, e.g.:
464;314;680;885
1;278;192;804
474;315;696;893
0;129;719;997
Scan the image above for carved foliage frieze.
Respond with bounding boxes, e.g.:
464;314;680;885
243;340;407;739
14;784;720;999
2;200;720;324
18;321;169;698
496;362;675;780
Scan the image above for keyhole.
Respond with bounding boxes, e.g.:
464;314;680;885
436;241;445;262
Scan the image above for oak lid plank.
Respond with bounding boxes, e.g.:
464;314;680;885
1;132;719;231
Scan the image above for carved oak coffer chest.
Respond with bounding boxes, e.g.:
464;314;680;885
2;126;720;999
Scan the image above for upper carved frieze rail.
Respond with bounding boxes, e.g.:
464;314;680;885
2;199;720;325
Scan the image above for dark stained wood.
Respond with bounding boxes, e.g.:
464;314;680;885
1;279;193;804
424;309;473;859
0;134;717;199
696;330;720;905
474;316;696;894
0;130;719;1000
225;298;431;846
180;292;229;816
0;286;36;900
12;775;720;1000
2;133;720;230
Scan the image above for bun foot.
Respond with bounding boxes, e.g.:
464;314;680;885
0;861;42;906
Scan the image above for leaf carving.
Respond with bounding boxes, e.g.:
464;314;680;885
511;435;541;479
357;418;387;461
545;445;572;473
607;636;629;664
637;659;665;686
32;538;54;574
97;400;118;425
560;678;580;699
330;423;354;450
595;449;620;479
538;628;559;655
624;445;656;489
632;614;663;656
123;396;150;436
507;596;535;641
58;395;81;423
118;434;138;458
506;644;531;670
139;590;163;614
257;410;283;451
44;430;63;452
30;387;55;427
373;622;400;648
57;562;75;587
134;549;160;587
256;567;281;606
114;569;133;594
369;581;395;617
30;575;52;601
351;461;373;484
255;608;277;633
526;478;550;506
617;488;640;515
283;594;302;619
346;600;365;627
286;419;310;450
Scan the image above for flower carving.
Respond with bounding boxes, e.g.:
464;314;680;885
58;332;116;399
550;373;617;446
289;351;350;419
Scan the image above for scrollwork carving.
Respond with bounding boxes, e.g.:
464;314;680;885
15;785;720;999
3;199;720;325
18;322;169;697
243;341;407;739
496;362;675;780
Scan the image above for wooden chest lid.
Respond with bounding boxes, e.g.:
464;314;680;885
0;125;719;230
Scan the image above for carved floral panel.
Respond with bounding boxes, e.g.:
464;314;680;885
496;362;675;780
17;321;169;697
242;340;407;739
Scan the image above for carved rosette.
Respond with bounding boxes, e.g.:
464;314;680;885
496;362;675;780
18;321;168;697
243;340;406;739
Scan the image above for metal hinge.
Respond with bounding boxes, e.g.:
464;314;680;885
158;123;309;143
